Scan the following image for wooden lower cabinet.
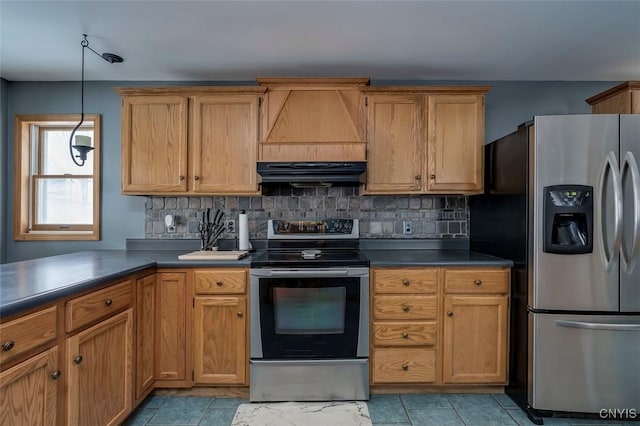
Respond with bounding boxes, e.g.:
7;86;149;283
371;266;510;387
193;296;247;384
155;271;189;385
442;295;509;384
0;346;59;426
192;268;248;385
135;274;155;400
66;309;133;426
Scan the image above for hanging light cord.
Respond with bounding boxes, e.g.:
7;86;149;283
68;35;89;167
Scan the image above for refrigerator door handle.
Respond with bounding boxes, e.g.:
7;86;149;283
555;319;640;331
598;151;623;271
621;151;640;273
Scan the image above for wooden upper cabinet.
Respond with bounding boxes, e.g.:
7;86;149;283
191;95;260;194
586;81;640;114
427;95;484;193
120;95;188;193
363;87;489;195
116;87;264;195
257;78;369;162
365;94;424;193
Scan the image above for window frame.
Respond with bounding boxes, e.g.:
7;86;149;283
13;114;101;241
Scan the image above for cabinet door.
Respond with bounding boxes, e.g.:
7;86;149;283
365;95;425;193
191;95;260;194
155;272;187;382
121;95;188;193
427;95;484;193
0;347;59;426
442;295;508;384
66;309;133;426
135;274;155;400
193;296;246;385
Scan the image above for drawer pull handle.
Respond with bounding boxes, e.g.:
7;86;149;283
179;175;185;180
74;356;83;365
2;341;15;351
237;311;244;318
51;370;61;380
430;174;436;179
402;332;409;339
447;311;454;317
402;364;409;371
415;175;422;181
105;299;113;306
216;281;223;287
402;305;410;313
194;175;200;180
474;279;482;285
402;279;410;286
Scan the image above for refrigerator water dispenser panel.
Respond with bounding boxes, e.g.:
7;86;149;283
544;185;593;254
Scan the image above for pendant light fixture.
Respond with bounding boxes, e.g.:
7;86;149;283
69;34;124;167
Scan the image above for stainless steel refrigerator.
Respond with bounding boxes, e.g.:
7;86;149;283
470;114;640;423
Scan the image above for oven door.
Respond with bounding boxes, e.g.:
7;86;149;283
250;268;369;359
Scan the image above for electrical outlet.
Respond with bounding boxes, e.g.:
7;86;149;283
403;221;412;235
227;220;236;233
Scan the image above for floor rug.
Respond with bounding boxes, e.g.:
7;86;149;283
231;401;372;426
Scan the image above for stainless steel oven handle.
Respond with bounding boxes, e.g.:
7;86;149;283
555;319;640;331
250;268;368;278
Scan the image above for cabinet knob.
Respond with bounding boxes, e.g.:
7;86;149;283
402;279;410;286
105;299;113;307
51;370;61;380
74;356;83;365
402;332;409;339
415;175;422;180
474;279;482;285
179;175;185;181
2;341;15;352
194;176;200;180
447;311;453;317
237;312;244;318
216;281;223;287
430;174;436;179
402;305;410;313
402;364;409;371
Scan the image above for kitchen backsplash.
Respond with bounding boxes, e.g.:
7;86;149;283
145;186;468;240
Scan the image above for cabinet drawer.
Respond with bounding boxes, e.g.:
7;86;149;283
445;269;509;294
373;321;436;346
373;269;439;294
373;295;437;320
194;269;247;294
372;348;436;383
0;306;57;364
65;280;132;333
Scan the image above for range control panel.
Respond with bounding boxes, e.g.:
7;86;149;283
268;219;359;238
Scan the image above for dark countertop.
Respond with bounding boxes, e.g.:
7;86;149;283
361;249;513;267
0;247;511;319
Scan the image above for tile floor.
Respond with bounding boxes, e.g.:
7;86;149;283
123;393;635;426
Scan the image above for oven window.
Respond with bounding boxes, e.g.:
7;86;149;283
274;287;346;334
258;277;361;359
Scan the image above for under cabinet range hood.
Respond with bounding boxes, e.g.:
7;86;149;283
257;162;366;186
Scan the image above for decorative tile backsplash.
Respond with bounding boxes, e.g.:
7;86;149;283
145;186;468;240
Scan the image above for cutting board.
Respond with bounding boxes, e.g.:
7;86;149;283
178;250;249;260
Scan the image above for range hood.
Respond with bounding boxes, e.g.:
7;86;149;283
257;162;366;186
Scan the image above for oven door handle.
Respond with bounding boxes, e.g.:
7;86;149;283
251;269;359;278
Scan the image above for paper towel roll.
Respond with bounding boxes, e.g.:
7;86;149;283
238;210;250;251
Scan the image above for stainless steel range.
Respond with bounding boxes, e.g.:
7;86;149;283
249;219;370;402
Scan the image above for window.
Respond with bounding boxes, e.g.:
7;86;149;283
14;114;101;240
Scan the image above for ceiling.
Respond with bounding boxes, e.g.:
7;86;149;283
1;0;639;82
